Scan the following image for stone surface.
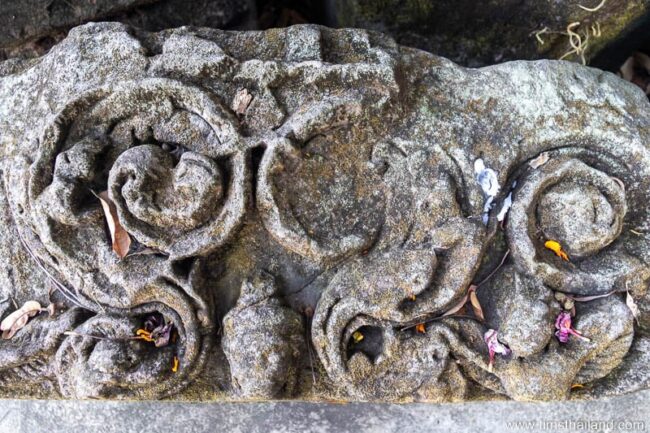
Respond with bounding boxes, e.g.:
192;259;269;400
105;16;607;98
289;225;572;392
0;22;649;403
328;0;650;67
0;390;649;433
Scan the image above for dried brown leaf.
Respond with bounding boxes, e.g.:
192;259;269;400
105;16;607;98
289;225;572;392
634;52;650;74
620;57;635;81
442;293;470;317
468;286;485;321
529;152;550;169
232;88;253;116
626;292;640;324
0;300;42;339
97;191;131;259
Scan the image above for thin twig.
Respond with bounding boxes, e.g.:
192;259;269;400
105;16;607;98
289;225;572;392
400;314;481;332
64;331;144;341
477;249;510;287
305;324;316;386
16;229;85;309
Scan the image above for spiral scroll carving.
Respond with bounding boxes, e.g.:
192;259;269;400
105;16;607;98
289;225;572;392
0;24;648;402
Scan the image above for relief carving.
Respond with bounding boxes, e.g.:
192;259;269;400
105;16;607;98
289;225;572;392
0;22;648;402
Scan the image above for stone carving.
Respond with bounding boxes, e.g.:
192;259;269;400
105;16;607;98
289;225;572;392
222;271;304;398
0;22;648;402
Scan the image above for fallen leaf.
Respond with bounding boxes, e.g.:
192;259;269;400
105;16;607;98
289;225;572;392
626;291;640;324
0;300;42;339
172;356;179;373
635;52;650;73
232;88;253;116
442;293;470;317
468;286;485;321
97;191;131;259
529;152;550;169
415;323;426;334
620;57;635;81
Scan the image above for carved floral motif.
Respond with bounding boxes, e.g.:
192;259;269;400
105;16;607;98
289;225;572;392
0;23;648;401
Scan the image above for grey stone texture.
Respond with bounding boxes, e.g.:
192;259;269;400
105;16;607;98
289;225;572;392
0;22;648;403
0;390;648;433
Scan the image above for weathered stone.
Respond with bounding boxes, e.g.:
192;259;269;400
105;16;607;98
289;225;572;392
222;271;305;398
0;22;648;403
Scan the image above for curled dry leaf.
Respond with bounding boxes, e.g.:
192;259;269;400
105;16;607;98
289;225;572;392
97;191;131;259
442;284;484;321
232;88;253;116
529;152;550;169
468;286;485;321
618;52;650;95
626;292;640;324
0;300;42;339
442;292;470;317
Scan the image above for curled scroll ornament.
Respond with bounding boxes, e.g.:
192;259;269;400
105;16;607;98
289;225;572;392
5;78;252;397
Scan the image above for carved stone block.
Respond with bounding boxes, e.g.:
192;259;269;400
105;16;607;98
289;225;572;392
0;22;648;402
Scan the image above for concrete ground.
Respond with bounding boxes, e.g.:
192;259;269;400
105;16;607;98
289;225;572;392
0;390;648;433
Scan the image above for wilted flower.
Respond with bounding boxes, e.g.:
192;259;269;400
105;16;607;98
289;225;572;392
474;158;500;225
555;311;590;343
544;240;570;261
136;313;175;347
484;329;511;372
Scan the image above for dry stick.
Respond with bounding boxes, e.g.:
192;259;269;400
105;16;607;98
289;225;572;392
64;331;146;341
305;325;316;386
476;249;510;287
401;314;479;332
16;230;86;309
